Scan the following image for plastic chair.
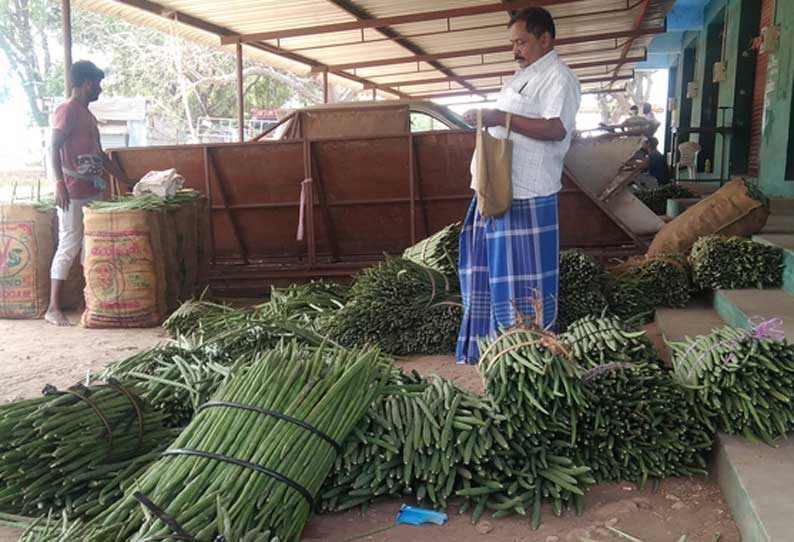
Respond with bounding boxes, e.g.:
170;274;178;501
677;142;701;180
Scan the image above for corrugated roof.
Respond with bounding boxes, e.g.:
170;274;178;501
73;0;674;100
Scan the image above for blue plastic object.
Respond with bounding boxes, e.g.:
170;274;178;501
396;505;448;526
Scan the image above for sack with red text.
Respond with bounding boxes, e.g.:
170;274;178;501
0;203;55;318
81;207;167;328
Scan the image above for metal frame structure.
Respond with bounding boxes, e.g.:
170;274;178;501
68;0;673;142
58;1;674;292
107;103;650;294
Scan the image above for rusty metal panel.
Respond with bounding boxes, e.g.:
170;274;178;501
414;131;474;197
113;147;205;192
559;174;631;247
210;143;304;205
313;137;410;201
110;128;638;293
312;136;411;255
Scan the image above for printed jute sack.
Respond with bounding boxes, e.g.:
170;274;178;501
0;204;55;318
81;208;167;328
647;178;770;256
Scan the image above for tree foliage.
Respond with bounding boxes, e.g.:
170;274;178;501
1;2;356;140
0;0;62;126
597;71;654;125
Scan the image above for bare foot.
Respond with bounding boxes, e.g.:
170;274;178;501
45;309;71;327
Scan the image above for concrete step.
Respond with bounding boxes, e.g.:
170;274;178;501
761;212;794;234
715;434;794;542
768;197;794;214
657;295;794;542
753;233;794;295
709;287;794;541
655;298;724;364
712;288;794;338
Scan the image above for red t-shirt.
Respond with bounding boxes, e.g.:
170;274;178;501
51;99;103;199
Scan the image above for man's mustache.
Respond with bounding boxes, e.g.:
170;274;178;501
514;54;526;62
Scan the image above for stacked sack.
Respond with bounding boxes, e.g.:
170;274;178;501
0;201;56;318
81;191;207;328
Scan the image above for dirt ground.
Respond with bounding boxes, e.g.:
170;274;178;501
0;318;739;542
0;310;165;403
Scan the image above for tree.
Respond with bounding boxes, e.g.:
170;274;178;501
72;9;328;142
0;0;63;126
2;3;357;141
597;71;654;125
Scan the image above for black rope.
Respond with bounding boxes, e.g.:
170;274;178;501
107;377;145;448
197;401;342;454
159;448;314;507
133;492;199;541
43;383;114;447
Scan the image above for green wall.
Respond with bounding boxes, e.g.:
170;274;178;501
758;0;794;196
672;0;794;195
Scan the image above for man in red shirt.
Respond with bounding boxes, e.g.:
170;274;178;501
46;60;133;326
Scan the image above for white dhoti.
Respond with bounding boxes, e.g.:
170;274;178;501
50;197;94;281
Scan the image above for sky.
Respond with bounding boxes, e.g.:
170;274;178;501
0;56;47;171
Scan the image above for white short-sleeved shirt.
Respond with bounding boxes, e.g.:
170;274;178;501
470;50;581;199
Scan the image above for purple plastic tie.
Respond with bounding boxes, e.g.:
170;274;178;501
748;317;785;342
678;317;785;384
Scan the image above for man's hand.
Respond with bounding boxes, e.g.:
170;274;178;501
463;109;506;128
55;182;70;211
479;109;506;128
463;109;478;126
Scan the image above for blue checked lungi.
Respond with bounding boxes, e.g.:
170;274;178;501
456;195;560;365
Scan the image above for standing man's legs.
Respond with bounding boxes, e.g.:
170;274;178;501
456;197;492;364
487;195;560;333
46;198;91;326
456;195;560;364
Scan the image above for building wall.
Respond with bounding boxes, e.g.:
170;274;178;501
758;0;794;197
671;0;794;196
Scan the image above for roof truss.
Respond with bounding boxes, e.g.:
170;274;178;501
91;0;671;99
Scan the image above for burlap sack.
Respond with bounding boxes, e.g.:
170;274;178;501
81;208;167;328
0;204;55;318
195;196;210;293
647;178;770;256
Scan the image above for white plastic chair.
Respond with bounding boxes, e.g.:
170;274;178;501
677;142;701;180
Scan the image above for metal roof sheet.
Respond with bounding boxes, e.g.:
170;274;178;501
73;0;674;100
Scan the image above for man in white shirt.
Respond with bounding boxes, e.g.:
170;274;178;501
456;7;581;364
